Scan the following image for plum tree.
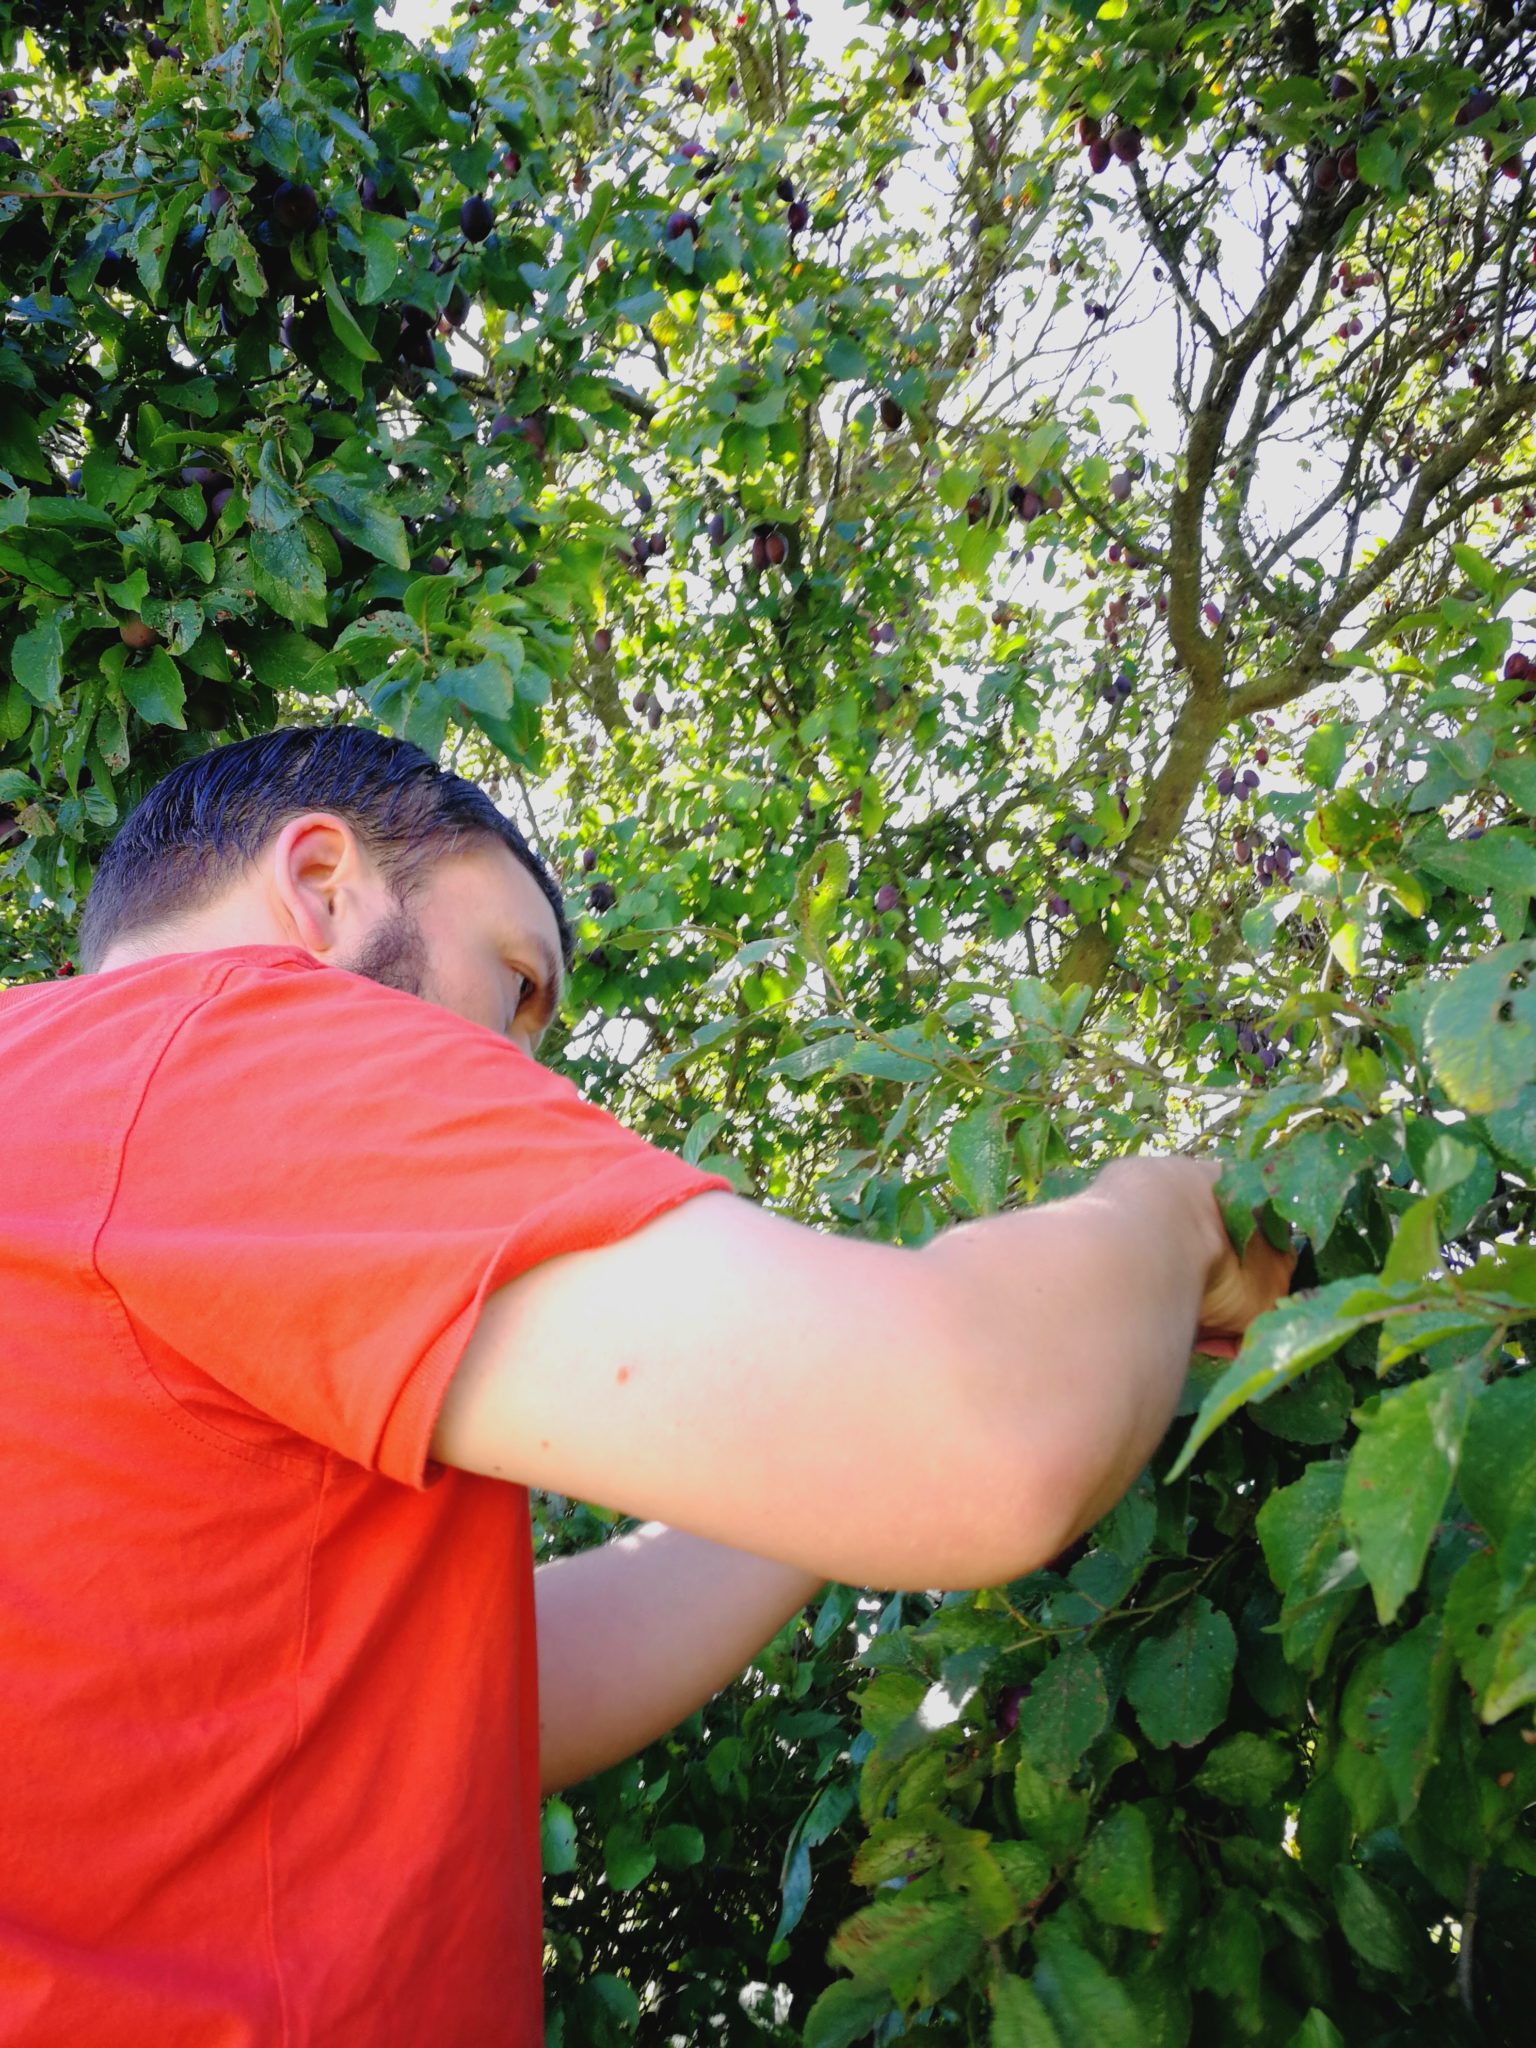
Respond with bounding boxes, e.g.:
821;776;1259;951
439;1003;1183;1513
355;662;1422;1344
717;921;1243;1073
5;4;1536;2041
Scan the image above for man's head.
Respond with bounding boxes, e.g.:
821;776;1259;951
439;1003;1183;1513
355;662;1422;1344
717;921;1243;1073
76;725;572;1058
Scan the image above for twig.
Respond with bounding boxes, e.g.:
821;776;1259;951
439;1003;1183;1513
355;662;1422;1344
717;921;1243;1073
1457;1861;1482;2018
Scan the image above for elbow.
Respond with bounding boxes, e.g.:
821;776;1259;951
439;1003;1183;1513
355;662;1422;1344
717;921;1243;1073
979;1441;1103;1590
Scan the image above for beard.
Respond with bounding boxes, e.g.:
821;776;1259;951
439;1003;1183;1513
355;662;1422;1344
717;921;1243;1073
340;900;432;1001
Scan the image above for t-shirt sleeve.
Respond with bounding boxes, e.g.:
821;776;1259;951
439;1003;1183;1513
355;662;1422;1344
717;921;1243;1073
98;956;733;1487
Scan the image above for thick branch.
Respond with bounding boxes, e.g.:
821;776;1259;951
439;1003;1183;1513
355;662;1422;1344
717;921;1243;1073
1167;189;1351;691
1054;684;1231;995
1303;375;1536;657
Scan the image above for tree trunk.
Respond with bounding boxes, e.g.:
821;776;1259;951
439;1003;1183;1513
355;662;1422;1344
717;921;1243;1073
1055;682;1233;996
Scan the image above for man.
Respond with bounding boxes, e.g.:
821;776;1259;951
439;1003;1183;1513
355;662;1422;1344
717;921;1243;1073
0;724;1291;2044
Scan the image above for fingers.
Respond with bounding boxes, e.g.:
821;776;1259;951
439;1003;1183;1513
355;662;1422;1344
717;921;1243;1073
1192;1334;1241;1359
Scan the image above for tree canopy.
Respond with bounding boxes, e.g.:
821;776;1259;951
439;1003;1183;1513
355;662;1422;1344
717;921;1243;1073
3;1;1536;2042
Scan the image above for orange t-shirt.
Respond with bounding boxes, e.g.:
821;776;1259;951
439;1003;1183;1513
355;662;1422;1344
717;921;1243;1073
0;944;730;2044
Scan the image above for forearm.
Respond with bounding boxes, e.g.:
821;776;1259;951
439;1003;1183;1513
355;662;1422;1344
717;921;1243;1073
920;1158;1223;1550
534;1522;825;1797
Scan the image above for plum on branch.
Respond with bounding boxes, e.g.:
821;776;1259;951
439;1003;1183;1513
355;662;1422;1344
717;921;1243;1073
460;193;496;242
271;180;321;234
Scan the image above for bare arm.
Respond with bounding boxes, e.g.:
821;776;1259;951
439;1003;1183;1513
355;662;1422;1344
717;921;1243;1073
534;1524;824;1796
917;1155;1238;1546
433;1159;1279;1593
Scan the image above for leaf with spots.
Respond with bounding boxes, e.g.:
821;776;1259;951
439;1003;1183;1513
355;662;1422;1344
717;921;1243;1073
1125;1598;1236;1749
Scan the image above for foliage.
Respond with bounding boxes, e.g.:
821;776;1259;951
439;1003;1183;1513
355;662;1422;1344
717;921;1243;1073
4;0;1536;2041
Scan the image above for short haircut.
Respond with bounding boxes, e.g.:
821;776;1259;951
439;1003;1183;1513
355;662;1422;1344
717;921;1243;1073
75;724;572;976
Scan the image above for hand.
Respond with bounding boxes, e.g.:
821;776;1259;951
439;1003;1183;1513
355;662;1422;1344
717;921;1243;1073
1092;1154;1295;1358
1185;1160;1297;1357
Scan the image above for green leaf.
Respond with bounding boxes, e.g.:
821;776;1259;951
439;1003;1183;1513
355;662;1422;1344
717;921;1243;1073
335;609;416;650
802;1978;896;2048
1287;2010;1346;2048
795;840;851;960
1215;1155;1277;1255
1015;1644;1109;1782
1342;1365;1476;1624
1011;1758;1089;1862
991;1838;1052;1913
1098;1475;1156;1573
321;258;382;362
1193;1731;1295;1806
0;399;49;480
240;628;333;693
1482;1604;1536;1722
11;611;64;709
1374;1298;1495;1370
1460;1374;1536;1590
0;768;38;804
403;577;456;630
1355;132;1403;191
823;336;868;382
652;1823;705;1869
306;469;411;569
774;1851;811;1941
1331;1864;1419;1974
403;677;450;757
937;467;980;512
943;1835;1020;1938
0;682;32;745
1190;1892;1265;2022
118;646;187;729
959;519;1004;581
1445;1548;1501;1708
355;214;402;303
1371;1614;1456;1817
990;1975;1063;2048
1030;1921;1145;2048
1423;942;1536;1113
1250;1360;1354;1445
437;657;513;720
1329;901;1372;978
1302;722;1349;789
1076;1804;1163;1932
1267;1124;1372;1248
949;1105;1008;1214
602;1820;655;1892
1124;1596;1235;1748
1381;1196;1442;1286
770;1033;856;1081
1170;1277;1394;1475
850;1816;941;1888
826;1892;980;2002
1493;754;1536;816
540;1797;578;1875
1485;1088;1536;1176
1416;824;1536;902
249;527;328;629
845;1042;932;1082
581;1974;639;2033
247;472;303;534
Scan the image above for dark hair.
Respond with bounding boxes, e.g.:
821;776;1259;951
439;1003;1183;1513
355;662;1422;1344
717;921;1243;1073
76;724;572;975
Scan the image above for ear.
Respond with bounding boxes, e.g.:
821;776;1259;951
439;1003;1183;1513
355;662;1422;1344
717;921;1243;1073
268;806;382;958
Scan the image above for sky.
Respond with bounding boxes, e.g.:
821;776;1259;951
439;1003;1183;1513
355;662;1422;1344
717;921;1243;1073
378;1;1362;663
373;1;1474;882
